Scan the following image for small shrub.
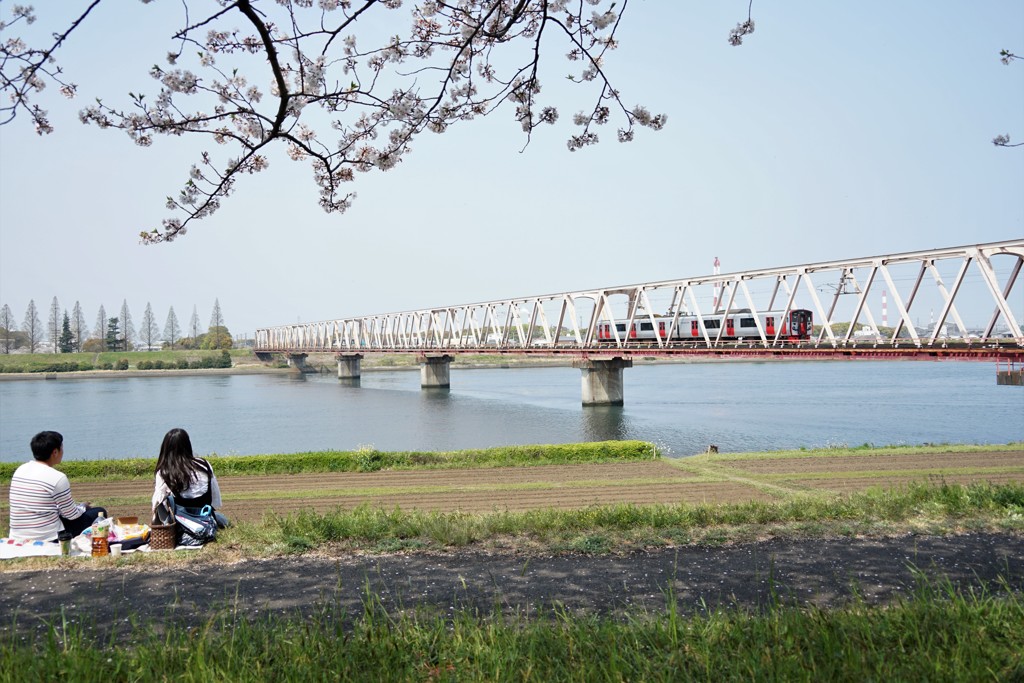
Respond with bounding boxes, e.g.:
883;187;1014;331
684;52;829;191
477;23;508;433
152;360;165;370
115;358;129;370
569;533;612;554
137;360;152;370
99;362;113;370
77;362;94;371
356;446;383;472
177;359;191;370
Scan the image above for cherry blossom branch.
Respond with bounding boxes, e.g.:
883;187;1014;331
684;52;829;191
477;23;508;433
1;0;666;244
0;0;102;132
993;50;1021;148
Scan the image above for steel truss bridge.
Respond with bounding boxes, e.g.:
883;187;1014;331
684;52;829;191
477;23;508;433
255;240;1024;363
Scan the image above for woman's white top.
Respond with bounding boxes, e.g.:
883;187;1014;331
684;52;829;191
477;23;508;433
151;458;223;511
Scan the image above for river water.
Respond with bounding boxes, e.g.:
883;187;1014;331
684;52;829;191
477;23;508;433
0;361;1021;462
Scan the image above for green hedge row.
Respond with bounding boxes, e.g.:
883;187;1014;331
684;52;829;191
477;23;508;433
0;359;129;373
0;350;233;374
136;351;231;370
0;441;659;480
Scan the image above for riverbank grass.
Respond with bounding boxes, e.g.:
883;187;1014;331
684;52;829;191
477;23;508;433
0;441;659;481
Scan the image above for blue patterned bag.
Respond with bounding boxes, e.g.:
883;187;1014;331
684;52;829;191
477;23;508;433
166;495;217;546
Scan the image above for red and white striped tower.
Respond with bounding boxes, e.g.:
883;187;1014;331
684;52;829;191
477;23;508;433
882;290;888;328
712;257;721;311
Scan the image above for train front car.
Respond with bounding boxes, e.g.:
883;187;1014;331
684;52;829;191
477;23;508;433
785;310;813;341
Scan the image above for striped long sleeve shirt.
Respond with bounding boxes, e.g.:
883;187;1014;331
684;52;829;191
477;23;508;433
8;460;85;541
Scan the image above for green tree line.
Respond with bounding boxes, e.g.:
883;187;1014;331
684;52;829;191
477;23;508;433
0;297;232;354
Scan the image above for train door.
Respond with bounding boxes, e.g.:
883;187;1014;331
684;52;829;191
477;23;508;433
765;316;775;337
658;321;667;339
725;318;735;337
691;320;699;337
794;311;810;339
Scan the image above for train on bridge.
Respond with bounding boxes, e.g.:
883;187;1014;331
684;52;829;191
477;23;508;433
596;309;814;344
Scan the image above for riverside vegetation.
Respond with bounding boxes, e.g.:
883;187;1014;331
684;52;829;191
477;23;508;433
2;442;1022;681
0;349;566;374
0;349;241;373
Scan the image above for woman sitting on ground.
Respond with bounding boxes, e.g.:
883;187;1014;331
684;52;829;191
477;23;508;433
151;428;228;528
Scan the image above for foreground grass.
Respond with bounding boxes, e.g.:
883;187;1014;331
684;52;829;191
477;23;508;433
2;579;1021;682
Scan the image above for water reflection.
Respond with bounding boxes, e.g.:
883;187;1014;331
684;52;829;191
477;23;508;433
581;406;628;442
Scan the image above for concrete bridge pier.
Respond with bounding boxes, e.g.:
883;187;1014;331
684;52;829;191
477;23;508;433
286;353;308;372
573;357;633;406
420;355;453;389
336;353;363;382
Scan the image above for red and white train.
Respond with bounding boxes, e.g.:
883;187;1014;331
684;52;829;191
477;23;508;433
596;309;814;343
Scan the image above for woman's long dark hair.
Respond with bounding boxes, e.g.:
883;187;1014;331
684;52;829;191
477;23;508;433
156;428;203;494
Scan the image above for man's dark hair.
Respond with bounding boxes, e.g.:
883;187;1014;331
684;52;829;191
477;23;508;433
30;431;63;461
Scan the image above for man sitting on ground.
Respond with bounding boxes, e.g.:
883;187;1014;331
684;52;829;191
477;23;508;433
8;431;106;541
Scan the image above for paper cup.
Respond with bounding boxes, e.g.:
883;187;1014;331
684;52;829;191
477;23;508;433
110;544;122;558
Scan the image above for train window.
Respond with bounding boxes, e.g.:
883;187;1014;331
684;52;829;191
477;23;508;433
705;320;720;329
615;324;626;333
639;322;654;332
740;317;756;327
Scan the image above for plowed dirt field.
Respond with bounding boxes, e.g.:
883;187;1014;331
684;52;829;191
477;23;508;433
4;449;1020;524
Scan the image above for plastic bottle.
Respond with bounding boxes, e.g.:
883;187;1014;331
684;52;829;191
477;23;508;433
91;512;109;557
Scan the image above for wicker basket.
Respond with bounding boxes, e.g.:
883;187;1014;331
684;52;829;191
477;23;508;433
149;522;177;550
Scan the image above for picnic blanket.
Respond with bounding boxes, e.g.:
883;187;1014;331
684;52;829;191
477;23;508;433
1;536;201;559
0;537;68;559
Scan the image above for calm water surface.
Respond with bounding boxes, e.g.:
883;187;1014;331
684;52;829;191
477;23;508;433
0;361;1021;461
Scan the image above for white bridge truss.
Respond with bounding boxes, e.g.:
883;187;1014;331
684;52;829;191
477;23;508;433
255;240;1024;354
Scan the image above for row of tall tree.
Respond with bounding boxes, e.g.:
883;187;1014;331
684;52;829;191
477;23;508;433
0;298;230;353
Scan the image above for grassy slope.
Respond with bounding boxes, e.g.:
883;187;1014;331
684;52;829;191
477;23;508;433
2;442;1021;560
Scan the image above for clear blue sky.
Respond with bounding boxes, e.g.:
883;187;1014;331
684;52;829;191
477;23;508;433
1;1;1022;337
